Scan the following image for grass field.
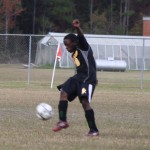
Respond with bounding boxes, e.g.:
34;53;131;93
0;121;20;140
0;64;150;150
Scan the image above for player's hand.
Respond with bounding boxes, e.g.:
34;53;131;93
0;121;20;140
72;19;80;28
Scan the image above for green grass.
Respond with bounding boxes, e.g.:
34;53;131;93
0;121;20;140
0;65;150;150
38;64;54;69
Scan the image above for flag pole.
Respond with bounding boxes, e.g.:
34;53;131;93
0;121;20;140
51;43;60;88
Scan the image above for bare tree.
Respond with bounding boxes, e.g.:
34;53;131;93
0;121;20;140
120;0;130;34
32;0;36;34
0;0;23;34
0;0;23;50
89;0;93;33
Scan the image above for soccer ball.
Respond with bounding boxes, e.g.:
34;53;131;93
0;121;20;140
36;103;53;120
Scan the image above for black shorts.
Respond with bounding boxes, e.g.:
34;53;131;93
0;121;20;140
57;77;95;102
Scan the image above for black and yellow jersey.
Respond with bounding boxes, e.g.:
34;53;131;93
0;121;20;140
72;35;97;84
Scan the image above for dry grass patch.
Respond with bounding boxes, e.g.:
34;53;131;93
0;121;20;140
0;65;150;150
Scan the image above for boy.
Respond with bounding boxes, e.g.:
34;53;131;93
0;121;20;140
52;19;99;136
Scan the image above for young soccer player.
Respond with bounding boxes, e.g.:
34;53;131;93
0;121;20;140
52;19;99;136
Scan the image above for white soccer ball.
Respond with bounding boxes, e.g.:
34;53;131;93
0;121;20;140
36;103;53;120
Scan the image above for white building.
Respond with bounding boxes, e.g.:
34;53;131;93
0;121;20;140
35;32;150;70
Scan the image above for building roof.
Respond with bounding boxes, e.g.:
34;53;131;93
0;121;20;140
48;32;150;46
143;17;150;21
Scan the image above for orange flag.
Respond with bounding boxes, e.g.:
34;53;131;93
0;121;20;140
57;44;62;61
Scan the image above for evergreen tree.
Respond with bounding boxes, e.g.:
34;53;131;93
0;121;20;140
14;0;150;35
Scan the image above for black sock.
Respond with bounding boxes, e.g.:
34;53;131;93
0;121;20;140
58;101;68;122
85;109;98;132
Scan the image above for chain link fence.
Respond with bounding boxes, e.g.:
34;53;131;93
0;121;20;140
0;34;150;90
0;34;44;64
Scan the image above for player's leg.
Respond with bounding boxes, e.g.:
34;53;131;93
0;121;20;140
58;91;68;122
52;77;77;132
52;90;69;132
81;99;99;136
79;83;99;136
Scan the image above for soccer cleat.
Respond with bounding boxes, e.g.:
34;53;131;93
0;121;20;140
86;130;100;137
52;121;69;132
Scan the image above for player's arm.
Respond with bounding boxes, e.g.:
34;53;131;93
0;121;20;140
72;19;89;50
72;19;83;36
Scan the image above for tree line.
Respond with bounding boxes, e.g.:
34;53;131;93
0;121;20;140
0;0;150;35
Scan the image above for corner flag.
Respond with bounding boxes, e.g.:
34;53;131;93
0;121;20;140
57;44;62;61
51;43;62;88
